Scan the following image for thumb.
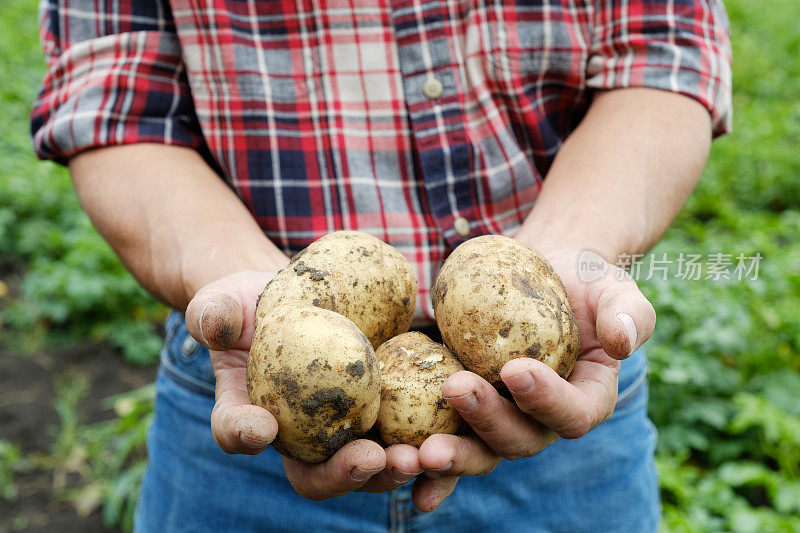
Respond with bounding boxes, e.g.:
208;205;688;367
590;268;656;360
185;271;276;352
186;291;243;352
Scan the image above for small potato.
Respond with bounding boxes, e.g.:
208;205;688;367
432;235;580;385
246;304;380;463
255;231;417;349
375;332;464;447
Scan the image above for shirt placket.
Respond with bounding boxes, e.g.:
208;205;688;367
390;0;478;248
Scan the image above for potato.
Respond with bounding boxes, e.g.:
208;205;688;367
432;235;579;385
374;332;464;446
255;231;417;349
246;304;380;463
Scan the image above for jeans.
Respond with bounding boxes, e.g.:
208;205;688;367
134;312;659;532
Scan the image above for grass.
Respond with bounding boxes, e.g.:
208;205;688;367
1;0;799;531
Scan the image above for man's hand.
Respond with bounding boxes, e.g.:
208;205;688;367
411;248;656;511
185;271;425;500
407;89;708;511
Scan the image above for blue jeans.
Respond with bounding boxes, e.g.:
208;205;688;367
135;312;659;532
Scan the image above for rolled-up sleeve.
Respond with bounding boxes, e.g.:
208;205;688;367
31;0;204;164
587;0;732;136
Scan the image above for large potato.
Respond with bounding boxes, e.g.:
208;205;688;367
255;231;417;349
246;304;380;463
432;235;579;385
374;332;464;446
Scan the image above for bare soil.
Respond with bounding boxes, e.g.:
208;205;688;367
0;342;157;532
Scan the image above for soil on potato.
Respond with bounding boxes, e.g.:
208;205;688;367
0;341;157;533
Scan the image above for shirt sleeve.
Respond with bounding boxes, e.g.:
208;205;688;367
586;0;732;136
30;0;205;164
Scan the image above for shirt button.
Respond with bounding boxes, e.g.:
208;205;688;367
422;78;443;99
454;216;471;237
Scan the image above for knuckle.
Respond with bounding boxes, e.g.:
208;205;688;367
530;394;560;415
600;404;615;424
467;411;503;435
502;442;539;461
543;430;560;447
290;479;328;501
477;461;500;476
560;412;593;439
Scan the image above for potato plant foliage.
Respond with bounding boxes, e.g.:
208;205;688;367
1;0;799;531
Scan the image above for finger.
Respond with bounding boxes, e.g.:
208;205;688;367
186;271;277;351
500;355;619;439
442;371;554;460
187;290;244;351
590;269;656;359
418;433;501;478
283;439;386;500
411;476;459;513
359;444;423;492
210;364;278;454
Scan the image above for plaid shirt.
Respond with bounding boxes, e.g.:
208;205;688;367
32;0;731;320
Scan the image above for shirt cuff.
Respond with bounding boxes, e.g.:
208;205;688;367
585;4;732;137
31;31;204;165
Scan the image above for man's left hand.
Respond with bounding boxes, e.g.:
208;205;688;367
411;247;656;511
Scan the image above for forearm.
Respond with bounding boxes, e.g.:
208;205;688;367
516;88;712;260
68;144;289;310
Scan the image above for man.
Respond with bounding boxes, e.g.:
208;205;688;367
32;0;731;530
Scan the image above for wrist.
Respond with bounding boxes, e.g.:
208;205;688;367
178;245;289;308
148;236;289;311
514;221;637;263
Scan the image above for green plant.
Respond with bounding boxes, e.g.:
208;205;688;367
641;214;800;531
50;372;154;532
0;440;33;502
1;0;799;529
0;0;166;363
638;2;800;527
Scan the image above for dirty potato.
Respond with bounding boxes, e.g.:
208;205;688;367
432;235;580;385
246;304;381;463
375;332;464;446
255;231;417;349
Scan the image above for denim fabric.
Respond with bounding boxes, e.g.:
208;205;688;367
135;312;659;532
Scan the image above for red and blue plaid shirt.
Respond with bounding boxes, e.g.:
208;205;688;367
32;0;731;320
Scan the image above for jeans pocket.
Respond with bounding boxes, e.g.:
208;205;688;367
160;311;216;397
614;368;647;414
613;348;648;416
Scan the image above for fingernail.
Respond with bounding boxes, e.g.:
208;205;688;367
616;312;638;355
391;468;423;484
435;461;453;472
505;371;535;394
444;391;478;413
198;295;242;350
425;461;452;480
197;301;212;346
350;466;382;481
236;419;271;448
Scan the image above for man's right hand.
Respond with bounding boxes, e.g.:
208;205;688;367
185;271;425;500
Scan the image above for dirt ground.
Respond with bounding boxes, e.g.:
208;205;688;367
0;342;157;532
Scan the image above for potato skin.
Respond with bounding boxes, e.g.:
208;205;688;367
255;231;417;349
432;235;580;385
375;332;464;447
246;304;380;463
